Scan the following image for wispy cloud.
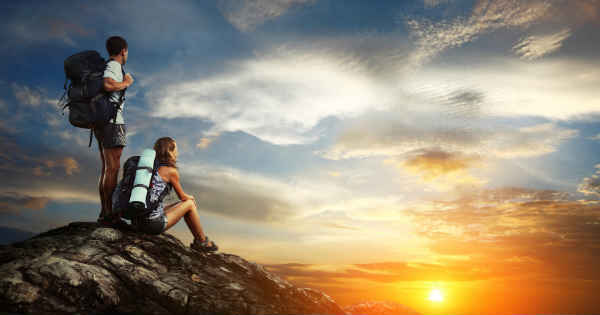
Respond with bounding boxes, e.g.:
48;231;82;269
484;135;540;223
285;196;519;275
405;0;551;66
4;17;92;48
423;0;451;8
512;28;572;60
402;58;600;120
217;0;316;32
321;118;577;161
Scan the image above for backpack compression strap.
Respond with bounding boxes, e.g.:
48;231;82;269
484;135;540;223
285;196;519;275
105;59;127;124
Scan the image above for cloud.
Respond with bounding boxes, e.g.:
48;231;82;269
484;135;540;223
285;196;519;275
258;185;600;302
578;164;600;197
12;83;43;106
545;0;600;26
318;104;577;191
423;0;451;8
512;28;572;60
42;157;81;176
0;125;100;205
146;44;395;145
405;0;551;66
3;15;92;48
402;187;600;284
403;58;600;121
488;122;578;158
587;134;600;141
196;137;215;149
11;83;56;107
0;192;51;212
217;0;316;32
46;19;92;45
320;116;578;161
383;149;487;190
173;162;352;223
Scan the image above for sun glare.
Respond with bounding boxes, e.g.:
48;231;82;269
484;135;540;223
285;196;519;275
428;288;444;302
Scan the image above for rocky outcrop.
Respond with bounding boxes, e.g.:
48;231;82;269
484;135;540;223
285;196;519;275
343;301;421;315
0;222;346;315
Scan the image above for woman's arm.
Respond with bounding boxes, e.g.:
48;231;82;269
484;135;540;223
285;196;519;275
169;168;194;201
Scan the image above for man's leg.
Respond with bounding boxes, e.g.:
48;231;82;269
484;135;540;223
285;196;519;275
98;141;106;218
101;146;123;217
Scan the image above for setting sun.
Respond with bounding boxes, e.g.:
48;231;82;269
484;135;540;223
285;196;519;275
428;289;444;302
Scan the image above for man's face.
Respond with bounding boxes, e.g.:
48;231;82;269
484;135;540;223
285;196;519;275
122;48;128;64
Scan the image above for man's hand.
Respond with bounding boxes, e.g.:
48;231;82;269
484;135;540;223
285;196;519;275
124;73;134;87
104;75;132;92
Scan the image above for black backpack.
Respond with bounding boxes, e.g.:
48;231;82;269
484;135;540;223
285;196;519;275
112;155;172;220
58;50;126;147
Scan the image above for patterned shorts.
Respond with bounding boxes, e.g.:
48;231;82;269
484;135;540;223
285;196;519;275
94;123;127;148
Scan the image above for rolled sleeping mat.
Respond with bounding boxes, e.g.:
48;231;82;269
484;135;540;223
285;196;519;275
129;149;156;209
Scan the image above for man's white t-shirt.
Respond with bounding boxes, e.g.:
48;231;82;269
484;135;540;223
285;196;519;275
103;59;125;124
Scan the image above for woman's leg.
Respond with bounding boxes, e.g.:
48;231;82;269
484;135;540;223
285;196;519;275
164;200;211;244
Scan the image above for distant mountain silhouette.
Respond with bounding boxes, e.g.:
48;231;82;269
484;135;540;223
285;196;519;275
0;226;35;245
344;300;421;315
0;221;346;315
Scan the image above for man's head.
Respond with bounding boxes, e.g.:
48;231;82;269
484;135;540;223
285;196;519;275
106;36;128;65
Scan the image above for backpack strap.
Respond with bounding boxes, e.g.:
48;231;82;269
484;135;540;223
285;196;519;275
89;129;94;147
105;59;127;123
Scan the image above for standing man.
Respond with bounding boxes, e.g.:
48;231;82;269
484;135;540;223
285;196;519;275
96;35;134;226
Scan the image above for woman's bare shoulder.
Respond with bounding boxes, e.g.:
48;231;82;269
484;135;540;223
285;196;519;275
165;166;180;181
158;165;178;183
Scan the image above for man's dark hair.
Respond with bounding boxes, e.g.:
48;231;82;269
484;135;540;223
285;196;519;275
106;36;128;56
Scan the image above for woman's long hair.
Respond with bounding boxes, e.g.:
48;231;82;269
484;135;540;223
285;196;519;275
153;137;177;168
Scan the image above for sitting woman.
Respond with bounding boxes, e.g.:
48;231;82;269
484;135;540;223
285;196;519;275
131;137;218;252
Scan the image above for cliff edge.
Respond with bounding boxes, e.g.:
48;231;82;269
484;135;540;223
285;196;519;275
0;222;346;315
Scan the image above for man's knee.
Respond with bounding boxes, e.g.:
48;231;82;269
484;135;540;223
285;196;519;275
103;147;123;161
103;147;123;174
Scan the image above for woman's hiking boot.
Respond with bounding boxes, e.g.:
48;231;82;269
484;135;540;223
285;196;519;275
191;236;218;252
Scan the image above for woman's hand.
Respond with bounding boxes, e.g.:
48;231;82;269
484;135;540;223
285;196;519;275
182;194;195;201
170;167;194;202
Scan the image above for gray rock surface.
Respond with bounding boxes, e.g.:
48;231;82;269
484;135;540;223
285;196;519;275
0;222;346;315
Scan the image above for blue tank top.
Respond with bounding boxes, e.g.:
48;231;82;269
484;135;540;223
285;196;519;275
145;165;172;220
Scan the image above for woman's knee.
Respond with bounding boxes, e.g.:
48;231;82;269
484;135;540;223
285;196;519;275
185;199;196;209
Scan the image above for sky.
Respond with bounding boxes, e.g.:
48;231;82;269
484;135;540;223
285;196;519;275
1;0;600;314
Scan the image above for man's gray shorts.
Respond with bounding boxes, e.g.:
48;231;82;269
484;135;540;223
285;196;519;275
94;123;127;148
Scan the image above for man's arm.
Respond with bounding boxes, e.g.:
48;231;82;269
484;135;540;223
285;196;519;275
103;74;133;92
